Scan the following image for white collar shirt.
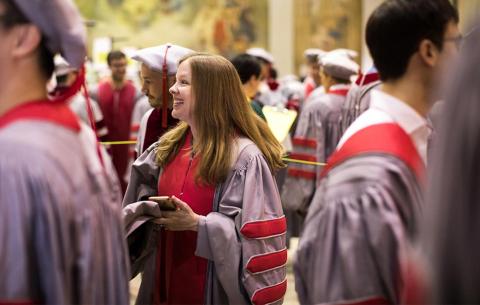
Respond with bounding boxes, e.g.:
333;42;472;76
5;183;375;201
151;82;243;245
338;89;431;165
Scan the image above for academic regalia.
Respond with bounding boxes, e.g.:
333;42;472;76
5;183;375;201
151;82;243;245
95;80;141;192
303;76;317;98
0;1;129;304
0;101;129;304
295;87;430;304
69;93;109;141
123;136;287;305
246;47;275;65
135;108;179;157
303;85;325;107
130;44;193;157
52;56;109;141
340;69;381;135
281;84;351;215
294;122;425;305
130;96;153;143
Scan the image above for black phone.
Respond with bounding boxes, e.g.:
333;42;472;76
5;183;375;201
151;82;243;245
148;196;177;211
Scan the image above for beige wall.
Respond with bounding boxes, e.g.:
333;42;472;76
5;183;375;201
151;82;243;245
361;0;384;70
458;0;480;32
269;0;294;77
270;0;365;77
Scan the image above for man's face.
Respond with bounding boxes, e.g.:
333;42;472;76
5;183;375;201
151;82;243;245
140;63;174;108
109;57;127;82
309;62;321;85
319;67;330;90
437;21;462;76
429;20;461;101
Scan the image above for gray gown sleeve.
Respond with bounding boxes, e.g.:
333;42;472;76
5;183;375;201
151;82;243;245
122;144;162;279
281;102;318;215
123;143;160;206
294;157;422;305
196;145;288;305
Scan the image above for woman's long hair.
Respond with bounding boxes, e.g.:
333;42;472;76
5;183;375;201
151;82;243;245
423;23;480;303
156;53;284;185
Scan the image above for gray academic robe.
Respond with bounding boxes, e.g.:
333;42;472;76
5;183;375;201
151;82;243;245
123;137;287;305
0;120;130;304
294;124;424;305
281;91;348;215
339;80;381;135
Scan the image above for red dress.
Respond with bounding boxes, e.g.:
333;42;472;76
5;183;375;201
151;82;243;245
154;132;215;305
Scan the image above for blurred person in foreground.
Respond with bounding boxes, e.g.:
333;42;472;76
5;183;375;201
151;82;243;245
415;22;480;304
0;0;129;304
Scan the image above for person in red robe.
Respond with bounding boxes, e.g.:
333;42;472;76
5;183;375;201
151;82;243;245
94;50;141;193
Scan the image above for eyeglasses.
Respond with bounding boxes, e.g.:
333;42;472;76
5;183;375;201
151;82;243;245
444;35;463;50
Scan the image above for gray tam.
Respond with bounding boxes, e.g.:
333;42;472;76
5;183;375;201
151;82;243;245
320;50;359;81
13;0;87;69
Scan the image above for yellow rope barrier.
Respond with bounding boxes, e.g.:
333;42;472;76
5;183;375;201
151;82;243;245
99;141;327;166
282;157;326;166
100;140;137;145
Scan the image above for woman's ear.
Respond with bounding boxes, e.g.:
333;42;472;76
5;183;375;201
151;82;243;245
11;24;42;58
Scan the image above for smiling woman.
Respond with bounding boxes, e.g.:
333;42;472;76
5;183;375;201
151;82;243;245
123;53;288;305
169;58;194;125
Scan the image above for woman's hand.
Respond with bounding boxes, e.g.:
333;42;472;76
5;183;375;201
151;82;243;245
153;196;201;231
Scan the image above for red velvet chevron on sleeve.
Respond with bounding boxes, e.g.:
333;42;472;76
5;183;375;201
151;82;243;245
240;216;287;239
246;248;288;274
251;279;287;305
292;137;317;148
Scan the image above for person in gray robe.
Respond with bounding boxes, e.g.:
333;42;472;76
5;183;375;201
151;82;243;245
294;1;460;304
123;53;287;305
0;0;130;304
339;67;381;135
281;50;358;216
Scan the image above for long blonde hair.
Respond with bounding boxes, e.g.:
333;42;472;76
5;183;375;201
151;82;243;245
156;53;284;185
